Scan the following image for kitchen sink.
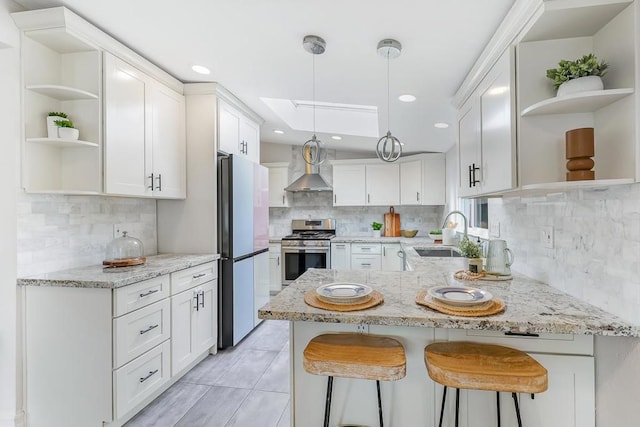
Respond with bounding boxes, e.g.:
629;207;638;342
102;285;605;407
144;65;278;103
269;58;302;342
414;248;462;257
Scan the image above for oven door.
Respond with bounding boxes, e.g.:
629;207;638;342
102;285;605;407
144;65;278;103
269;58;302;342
282;246;331;285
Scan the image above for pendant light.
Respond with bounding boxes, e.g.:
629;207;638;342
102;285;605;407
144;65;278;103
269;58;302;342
302;35;327;166
376;39;403;162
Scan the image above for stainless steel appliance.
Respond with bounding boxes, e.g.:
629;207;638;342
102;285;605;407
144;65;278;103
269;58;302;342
218;154;270;348
282;219;336;285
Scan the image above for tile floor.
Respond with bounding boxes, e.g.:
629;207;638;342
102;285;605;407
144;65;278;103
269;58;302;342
125;320;291;427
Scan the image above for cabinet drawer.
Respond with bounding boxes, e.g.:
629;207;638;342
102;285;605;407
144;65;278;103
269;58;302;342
113;340;171;419
351;255;382;270
114;299;171;368
447;329;594;356
351;244;381;254
114;275;170;317
171;262;217;295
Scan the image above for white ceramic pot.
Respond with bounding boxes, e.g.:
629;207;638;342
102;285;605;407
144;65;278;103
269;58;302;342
557;76;603;97
58;127;79;140
372;230;381;238
46;115;65;138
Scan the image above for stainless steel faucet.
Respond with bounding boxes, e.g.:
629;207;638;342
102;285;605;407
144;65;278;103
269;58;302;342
442;210;468;238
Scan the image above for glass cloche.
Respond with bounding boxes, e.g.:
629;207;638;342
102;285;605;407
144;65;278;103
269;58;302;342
103;231;146;267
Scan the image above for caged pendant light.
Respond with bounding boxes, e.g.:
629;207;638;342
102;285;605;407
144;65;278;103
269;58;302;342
376;39;403;162
302;35;327;166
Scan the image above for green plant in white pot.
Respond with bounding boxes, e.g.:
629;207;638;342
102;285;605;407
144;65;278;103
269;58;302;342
546;53;608;97
54;119;79;140
458;235;483;273
371;221;383;238
47;112;68;138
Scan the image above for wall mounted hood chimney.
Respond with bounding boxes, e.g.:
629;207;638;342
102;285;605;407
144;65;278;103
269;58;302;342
285;145;333;192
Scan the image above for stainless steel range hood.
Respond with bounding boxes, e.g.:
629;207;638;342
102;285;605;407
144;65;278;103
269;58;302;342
285;146;333;192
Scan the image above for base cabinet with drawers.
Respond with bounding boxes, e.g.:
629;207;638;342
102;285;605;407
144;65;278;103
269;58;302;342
332;242;403;271
22;260;217;427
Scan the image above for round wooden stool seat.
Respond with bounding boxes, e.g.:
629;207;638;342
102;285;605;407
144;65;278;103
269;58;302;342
424;341;548;394
304;333;406;381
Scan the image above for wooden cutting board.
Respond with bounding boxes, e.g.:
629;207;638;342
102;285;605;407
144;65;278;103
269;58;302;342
384;206;400;237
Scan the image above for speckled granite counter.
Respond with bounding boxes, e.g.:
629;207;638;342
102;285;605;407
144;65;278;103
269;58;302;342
259;258;639;337
332;236;440;244
17;253;219;289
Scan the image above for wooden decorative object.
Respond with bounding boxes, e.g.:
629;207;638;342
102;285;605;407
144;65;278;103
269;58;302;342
566;127;595;181
303;333;406;381
424;342;548;393
102;257;146;268
383;206;401;237
304;290;384;312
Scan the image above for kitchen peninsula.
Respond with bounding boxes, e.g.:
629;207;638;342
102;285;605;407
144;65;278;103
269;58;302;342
258;249;639;427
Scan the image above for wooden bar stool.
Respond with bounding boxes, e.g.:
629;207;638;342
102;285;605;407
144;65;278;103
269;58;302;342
424;342;548;427
303;333;406;427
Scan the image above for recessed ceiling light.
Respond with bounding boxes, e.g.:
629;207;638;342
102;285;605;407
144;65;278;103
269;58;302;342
398;94;416;102
331;135;342;140
273;129;285;134
434;122;450;129
191;65;211;75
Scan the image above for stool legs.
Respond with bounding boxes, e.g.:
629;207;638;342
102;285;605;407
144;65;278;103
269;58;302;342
324;376;333;427
438;386;447;427
376;380;384;427
497;391;501;427
436;388;525;427
512;393;523;427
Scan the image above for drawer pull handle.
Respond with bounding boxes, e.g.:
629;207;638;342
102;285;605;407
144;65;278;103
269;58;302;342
504;331;539;337
139;369;159;383
192;273;207;279
362;263;371;266
139;324;159;335
139;289;159;298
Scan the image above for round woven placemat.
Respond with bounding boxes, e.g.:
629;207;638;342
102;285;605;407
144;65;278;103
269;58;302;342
304;290;384;312
415;290;505;317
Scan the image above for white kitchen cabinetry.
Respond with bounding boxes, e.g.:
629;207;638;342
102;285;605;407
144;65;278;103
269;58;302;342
381;243;403;271
332;164;366;206
253;251;270;326
269;243;282;293
400;154;447;205
218;99;261;162
457;47;516;197
265;163;290;207
23;260;217;427
330;242;351;270
104;52;186;199
365;163;400;206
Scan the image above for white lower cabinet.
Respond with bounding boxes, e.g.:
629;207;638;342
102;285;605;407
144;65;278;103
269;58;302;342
381;243;403;271
351;255;382;270
346;243;401;271
330;242;351;270
269;243;282;293
253;251;270;326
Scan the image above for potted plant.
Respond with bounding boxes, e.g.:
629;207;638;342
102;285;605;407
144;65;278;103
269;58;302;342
546;53;608;97
54;119;79;140
47;112;68;138
428;229;442;242
458;235;483;273
371;221;383;238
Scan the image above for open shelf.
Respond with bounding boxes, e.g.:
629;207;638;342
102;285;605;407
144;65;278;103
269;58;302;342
26;137;99;148
521;88;634;116
27;85;98;101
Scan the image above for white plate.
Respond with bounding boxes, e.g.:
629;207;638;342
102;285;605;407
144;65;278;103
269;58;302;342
316;282;373;303
427;286;493;307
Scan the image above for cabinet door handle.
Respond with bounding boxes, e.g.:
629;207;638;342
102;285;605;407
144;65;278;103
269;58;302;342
468;165;473;188
367;194;370;203
383;247;386;256
194;291;199;311
148;173;154;190
361;263;371;266
334;194;337;203
504;331;539;337
199;290;205;308
155;174;162;191
139;289;159;298
277;256;280;266
417;192;420;202
192;273;206;279
471;163;480;187
139;369;159;383
139;324;159;335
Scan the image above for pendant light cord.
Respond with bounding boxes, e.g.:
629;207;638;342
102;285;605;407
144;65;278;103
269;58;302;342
312;52;316;135
387;52;390;131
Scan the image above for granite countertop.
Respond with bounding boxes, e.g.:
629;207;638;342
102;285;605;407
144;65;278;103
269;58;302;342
332;236;439;244
17;253;220;289
259;257;640;337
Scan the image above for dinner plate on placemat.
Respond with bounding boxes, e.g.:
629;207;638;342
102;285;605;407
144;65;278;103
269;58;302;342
415;290;505;317
316;282;373;305
305;290;384;312
427;286;493;307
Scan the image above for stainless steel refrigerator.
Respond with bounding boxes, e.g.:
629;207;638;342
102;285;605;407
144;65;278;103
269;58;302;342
218;154;270;348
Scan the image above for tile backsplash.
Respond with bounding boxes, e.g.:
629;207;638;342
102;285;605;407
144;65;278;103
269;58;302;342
17;193;157;276
490;182;640;324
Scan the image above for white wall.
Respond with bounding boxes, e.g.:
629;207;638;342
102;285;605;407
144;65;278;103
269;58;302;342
0;1;21;425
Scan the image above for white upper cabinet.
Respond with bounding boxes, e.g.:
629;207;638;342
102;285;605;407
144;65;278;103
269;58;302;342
264;163;290;207
400;159;422;205
332;164;366;206
365;163;400;206
400;154;446;205
218;99;261;163
104;53;186;199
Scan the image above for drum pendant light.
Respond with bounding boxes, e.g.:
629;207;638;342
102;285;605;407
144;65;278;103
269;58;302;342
376;39;403;162
302;35;327;166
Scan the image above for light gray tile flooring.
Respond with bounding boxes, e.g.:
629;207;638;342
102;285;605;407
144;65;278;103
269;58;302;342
125;320;290;427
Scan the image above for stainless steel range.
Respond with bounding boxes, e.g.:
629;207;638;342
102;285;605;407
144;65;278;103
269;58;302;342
281;219;335;285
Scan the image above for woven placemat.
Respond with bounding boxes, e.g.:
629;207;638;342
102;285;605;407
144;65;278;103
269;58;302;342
415;290;505;317
453;270;512;281
304;290;384;312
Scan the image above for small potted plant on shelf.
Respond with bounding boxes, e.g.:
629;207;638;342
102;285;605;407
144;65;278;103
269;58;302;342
428;229;442;243
546;53;608;97
458;235;483;273
54;119;79;140
47;112;68;138
371;221;383;238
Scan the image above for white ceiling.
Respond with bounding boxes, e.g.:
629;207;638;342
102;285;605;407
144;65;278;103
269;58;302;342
16;0;515;155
